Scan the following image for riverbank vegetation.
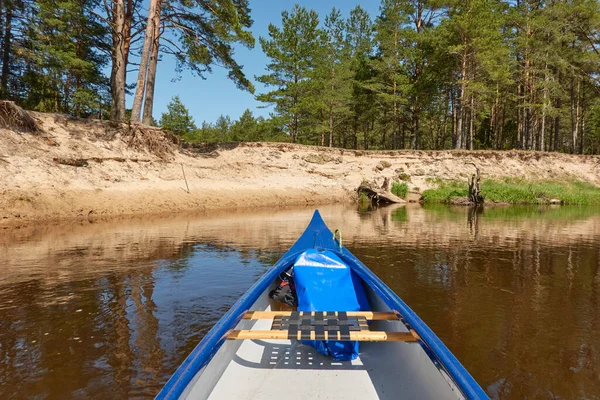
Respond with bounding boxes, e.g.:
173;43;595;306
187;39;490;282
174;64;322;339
1;1;600;154
391;182;408;199
421;179;600;206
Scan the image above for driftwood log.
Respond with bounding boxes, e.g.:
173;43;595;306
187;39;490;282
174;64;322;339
358;177;405;204
0;101;39;133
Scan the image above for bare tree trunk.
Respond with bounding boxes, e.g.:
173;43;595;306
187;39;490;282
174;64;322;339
353;115;358;150
581;111;585;154
575;77;581;153
517;83;522;149
381;109;387;149
328;103;333;147
499;102;505;150
468;94;474;150
292;74;298;143
414;112;420;150
451;89;457;148
570;73;580;153
540;64;549;151
1;1;12;99
442;90;449;148
142;5;162;126
110;0;129;121
131;0;160;123
456;38;468;149
554;94;560;151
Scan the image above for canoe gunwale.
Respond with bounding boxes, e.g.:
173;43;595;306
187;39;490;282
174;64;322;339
336;250;488;400
155;250;302;400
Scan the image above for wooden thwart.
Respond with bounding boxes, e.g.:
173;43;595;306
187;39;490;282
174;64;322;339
243;311;400;321
228;330;418;342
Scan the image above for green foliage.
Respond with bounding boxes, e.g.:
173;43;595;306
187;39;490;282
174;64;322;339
256;5;324;143
159;96;197;136
2;0;109;117
391;181;409;199
421;179;600;205
181;107;289;143
166;0;255;93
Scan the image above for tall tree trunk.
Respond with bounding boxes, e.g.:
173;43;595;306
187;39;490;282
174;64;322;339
442;90;449;148
570;74;580;153
110;0;128;121
499;102;505;150
468;94;474;150
517;83;522;149
353;114;358;150
414;112;420;150
554;94;560;152
131;0;160;123
451;88;457;148
142;4;162;126
328;103;333;147
581;111;585;155
1;1;12;99
540;63;549;152
292;73;298;143
382;109;387;149
456;37;468;149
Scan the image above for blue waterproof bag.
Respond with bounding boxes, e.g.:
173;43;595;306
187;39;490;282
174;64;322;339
293;249;369;361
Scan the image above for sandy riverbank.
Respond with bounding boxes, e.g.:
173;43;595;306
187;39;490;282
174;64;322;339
1;110;599;226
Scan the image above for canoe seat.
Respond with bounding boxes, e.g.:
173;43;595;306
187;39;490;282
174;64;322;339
229;311;420;342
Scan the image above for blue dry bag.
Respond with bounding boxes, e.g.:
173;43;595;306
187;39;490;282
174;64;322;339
292;249;370;361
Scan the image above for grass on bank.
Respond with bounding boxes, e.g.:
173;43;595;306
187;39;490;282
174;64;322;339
391;181;408;199
421;178;600;205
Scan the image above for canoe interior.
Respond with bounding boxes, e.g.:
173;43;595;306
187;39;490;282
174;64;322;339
180;278;464;400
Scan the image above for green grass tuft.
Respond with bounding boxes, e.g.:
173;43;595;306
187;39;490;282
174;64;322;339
391;181;409;199
359;191;370;204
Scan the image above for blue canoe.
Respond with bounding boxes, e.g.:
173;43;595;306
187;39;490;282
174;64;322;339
157;210;488;399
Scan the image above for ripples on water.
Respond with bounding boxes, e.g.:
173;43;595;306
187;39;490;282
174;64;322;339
0;205;599;399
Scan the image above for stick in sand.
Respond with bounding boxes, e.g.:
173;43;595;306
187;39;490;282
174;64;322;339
181;163;190;193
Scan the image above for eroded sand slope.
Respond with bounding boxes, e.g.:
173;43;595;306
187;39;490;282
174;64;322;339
1;112;599;225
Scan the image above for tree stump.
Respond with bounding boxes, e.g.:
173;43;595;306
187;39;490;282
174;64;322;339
466;163;484;205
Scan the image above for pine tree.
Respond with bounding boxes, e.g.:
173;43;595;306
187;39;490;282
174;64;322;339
346;5;376;149
256;5;323;143
312;7;353;147
159;96;197;136
372;0;411;149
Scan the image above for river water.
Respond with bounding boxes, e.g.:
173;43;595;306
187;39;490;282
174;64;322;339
1;204;599;399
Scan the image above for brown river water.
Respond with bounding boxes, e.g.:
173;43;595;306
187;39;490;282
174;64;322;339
1;204;599;399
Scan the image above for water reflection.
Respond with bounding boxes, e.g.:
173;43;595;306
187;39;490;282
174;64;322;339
1;204;600;399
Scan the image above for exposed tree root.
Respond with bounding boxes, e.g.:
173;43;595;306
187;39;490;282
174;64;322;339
0;101;40;133
123;124;179;159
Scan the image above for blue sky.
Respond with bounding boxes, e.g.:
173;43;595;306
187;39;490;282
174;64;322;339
128;1;380;125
